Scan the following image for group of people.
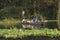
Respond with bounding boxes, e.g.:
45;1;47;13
22;16;41;29
22;16;40;23
22;16;47;29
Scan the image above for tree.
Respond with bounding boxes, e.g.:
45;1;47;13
58;0;60;30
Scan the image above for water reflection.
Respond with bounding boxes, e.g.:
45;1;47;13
22;22;43;29
22;19;47;29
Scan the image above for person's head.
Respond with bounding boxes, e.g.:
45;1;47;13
34;16;37;18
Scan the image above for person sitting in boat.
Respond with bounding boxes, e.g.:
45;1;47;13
33;16;40;23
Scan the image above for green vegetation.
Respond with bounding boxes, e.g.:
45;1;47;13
0;0;57;20
0;0;58;29
0;18;21;29
0;28;60;38
0;0;60;40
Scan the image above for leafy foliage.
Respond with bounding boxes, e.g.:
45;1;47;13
0;0;57;20
0;28;60;38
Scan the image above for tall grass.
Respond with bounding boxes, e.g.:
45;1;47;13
0;18;21;29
